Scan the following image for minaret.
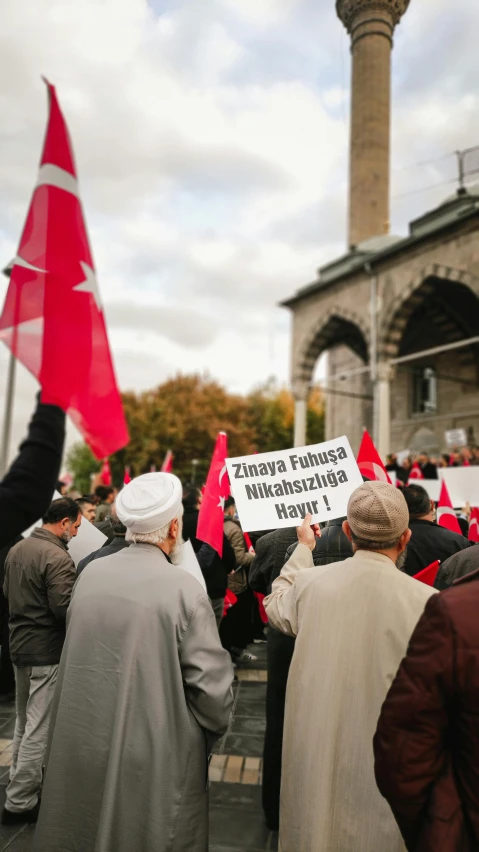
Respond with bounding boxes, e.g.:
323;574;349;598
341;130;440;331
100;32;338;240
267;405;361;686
336;0;410;248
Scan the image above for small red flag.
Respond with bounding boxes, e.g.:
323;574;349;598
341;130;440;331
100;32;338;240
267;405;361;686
100;459;112;486
437;481;462;534
408;462;424;481
0;80;128;459
123;467;131;485
356;431;391;483
414;560;440;586
161;450;173;473
197;432;229;557
469;508;479;543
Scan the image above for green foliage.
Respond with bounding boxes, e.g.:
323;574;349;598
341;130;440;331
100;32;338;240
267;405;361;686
66;443;100;494
67;374;325;488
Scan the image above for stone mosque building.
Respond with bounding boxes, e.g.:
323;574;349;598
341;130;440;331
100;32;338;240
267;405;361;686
284;0;479;458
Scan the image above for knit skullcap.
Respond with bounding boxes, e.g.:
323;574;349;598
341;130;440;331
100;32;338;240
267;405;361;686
347;481;409;543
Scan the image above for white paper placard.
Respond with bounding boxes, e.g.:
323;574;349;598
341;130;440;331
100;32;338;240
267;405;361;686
409;478;441;503
22;491;107;567
179;540;206;591
388;470;397;486
445;428;467;449
439;468;479;508
226;436;363;531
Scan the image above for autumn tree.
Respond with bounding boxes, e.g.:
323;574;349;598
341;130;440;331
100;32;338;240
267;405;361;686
67;374;324;489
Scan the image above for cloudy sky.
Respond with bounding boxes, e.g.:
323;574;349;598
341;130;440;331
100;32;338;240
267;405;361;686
0;0;478;460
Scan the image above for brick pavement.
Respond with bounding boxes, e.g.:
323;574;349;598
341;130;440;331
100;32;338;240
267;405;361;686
0;642;275;851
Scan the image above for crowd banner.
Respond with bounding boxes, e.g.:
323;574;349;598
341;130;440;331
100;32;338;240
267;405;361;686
416;479;441;503
439;468;479;508
445;428;467;449
226;436;363;532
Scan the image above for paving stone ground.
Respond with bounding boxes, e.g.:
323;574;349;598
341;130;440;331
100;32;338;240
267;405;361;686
0;641;274;851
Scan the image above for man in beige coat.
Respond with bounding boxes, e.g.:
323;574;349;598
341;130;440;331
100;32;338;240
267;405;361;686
264;481;436;852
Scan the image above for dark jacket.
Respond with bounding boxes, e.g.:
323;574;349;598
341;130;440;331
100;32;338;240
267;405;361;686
0;399;65;550
434;543;479;590
285;517;353;566
182;508;235;599
404;518;472;577
77;536;130;576
374;570;479;851
4;528;77;666
249;528;299;595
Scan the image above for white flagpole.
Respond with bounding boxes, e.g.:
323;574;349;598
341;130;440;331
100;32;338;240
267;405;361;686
0;259;16;478
0;350;16;477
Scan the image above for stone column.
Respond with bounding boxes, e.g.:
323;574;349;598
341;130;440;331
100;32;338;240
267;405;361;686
293;384;309;447
336;0;410;248
376;361;394;461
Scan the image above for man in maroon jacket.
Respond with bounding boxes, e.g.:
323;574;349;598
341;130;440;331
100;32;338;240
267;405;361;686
374;570;479;851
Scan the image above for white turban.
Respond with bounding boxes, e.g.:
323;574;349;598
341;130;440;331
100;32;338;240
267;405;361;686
116;472;183;534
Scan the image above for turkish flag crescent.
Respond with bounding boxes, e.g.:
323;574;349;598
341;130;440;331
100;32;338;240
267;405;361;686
408;462;424;481
356;430;392;483
197;432;229;557
437;480;462;535
469;508;479;543
0;80;129;458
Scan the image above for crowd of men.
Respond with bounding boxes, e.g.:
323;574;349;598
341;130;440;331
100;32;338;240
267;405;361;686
387;446;479;483
1;395;479;850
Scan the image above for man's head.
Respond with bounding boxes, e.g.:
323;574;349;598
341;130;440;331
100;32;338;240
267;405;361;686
182;486;202;511
224;496;236;518
43;498;82;544
76;496;96;523
402;484;434;522
343;481;411;569
116;473;184;563
94;486;115;505
109;504;127;537
418;453;429;465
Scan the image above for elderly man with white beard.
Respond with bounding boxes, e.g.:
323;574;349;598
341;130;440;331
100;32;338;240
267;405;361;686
33;473;234;852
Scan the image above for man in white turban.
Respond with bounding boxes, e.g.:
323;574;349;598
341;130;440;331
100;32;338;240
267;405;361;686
33;473;234;852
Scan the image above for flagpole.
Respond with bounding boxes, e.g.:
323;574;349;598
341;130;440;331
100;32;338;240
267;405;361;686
0;260;15;478
0;349;16;477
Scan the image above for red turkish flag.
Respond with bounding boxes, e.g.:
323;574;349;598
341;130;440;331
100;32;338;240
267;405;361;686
437;481;462;534
414;560;440;586
356;431;391;483
161;450;173;473
0;80;128;459
197;432;229;557
408;462;424;481
123;467;131;485
100;459;112;486
469;508;479;543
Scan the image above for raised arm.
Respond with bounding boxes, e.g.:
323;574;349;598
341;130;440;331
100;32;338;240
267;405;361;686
0;398;65;549
263;516;317;637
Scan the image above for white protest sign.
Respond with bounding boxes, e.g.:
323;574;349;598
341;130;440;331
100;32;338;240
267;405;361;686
179;540;207;592
445;428;467;448
388;470;397;487
226;436;363;531
411;478;441;503
22;491;107;567
439;468;479;508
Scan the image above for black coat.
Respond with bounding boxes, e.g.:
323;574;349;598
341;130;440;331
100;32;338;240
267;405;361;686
0;399;65;550
182;508;235;599
249;528;299;595
404;518;473;577
285;517;353;566
77;536;130;576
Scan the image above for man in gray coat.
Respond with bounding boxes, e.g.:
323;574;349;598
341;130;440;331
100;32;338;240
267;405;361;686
33;472;234;852
2;497;81;825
